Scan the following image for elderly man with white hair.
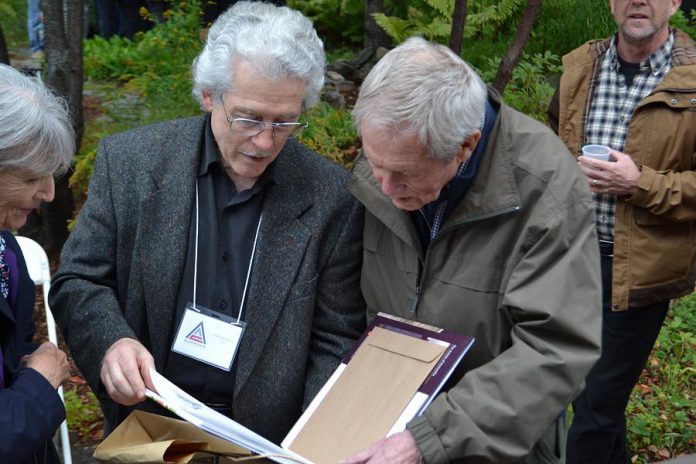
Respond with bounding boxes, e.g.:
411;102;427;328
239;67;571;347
345;37;603;464
50;1;365;440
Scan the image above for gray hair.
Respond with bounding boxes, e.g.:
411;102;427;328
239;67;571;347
0;64;74;176
192;1;325;109
352;37;487;162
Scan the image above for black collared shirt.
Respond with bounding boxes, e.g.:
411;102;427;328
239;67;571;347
165;114;274;411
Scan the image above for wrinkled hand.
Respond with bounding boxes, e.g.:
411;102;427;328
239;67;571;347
101;338;155;406
22;341;70;389
340;431;424;464
578;150;641;196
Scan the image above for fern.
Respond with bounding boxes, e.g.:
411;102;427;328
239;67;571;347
375;0;526;45
428;0;453;17
373;14;414;44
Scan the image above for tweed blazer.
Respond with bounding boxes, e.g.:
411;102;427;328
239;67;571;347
49;116;366;442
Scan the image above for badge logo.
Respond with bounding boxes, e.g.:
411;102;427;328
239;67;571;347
185;322;206;346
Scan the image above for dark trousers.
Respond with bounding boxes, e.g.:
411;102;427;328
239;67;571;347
94;0;149;39
566;244;668;464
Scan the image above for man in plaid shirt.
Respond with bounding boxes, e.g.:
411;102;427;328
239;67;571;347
549;0;696;463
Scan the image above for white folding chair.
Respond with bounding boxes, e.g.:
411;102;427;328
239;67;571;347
15;236;73;464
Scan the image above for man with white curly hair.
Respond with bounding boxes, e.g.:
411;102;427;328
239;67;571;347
50;1;365;440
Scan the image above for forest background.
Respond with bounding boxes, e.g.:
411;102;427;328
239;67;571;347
0;1;694;463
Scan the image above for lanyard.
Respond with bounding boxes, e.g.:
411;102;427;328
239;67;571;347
192;181;263;324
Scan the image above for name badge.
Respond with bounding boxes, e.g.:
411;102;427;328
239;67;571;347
171;303;246;371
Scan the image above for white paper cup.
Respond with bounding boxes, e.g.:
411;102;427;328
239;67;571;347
581;145;612;161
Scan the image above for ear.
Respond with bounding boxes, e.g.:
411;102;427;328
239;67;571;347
671;0;682;16
457;130;482;163
202;90;215;113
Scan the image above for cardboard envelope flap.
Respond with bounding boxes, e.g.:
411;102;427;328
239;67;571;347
94;411;254;462
366;327;446;363
136;411;250;455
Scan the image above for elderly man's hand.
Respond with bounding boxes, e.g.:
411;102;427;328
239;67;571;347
578;149;641;196
22;341;70;389
100;337;155;406
340;431;424;464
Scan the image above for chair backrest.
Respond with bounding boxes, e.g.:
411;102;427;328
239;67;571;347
15;235;51;285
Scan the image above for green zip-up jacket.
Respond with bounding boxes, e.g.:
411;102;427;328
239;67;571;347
349;93;602;464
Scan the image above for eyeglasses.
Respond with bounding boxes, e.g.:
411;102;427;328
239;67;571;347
220;97;308;139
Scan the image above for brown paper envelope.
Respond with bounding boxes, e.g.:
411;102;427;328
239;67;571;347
287;327;446;463
94;410;254;463
94;439;205;463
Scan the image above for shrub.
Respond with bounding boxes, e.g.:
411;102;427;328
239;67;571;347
83;0;201;121
300;102;357;169
287;0;364;49
74;2;202;197
478;51;562;124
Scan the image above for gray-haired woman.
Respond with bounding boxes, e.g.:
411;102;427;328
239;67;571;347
0;63;74;464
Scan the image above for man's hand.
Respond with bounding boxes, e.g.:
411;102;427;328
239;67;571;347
100;338;155;406
340;431;424;464
578;149;641;196
22;341;70;389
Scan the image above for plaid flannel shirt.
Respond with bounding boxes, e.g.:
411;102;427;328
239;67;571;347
585;31;674;242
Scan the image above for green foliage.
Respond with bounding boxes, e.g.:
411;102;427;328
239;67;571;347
0;1;15;17
373;0;526;45
64;388;103;438
0;0;26;49
528;0;615;58
625;296;696;463
69;81;143;202
74;2;202;196
83;0;200;99
478;51;561;124
670;9;696;39
299;102;357;169
287;0;364;48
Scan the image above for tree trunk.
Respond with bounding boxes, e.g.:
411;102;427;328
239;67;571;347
449;0;468;56
493;0;543;94
21;0;84;258
364;0;391;51
0;24;9;65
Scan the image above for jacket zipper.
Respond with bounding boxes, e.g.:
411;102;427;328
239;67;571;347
409;205;520;314
411;259;423;313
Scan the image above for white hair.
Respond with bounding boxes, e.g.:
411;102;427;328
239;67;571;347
0;64;74;176
192;1;325;109
352;37;487;162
